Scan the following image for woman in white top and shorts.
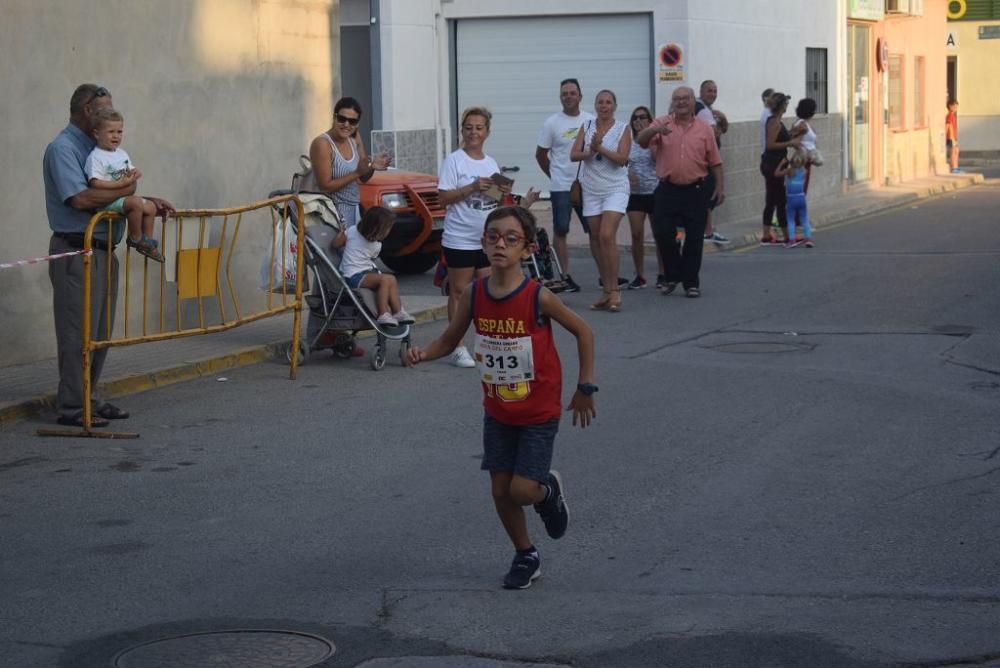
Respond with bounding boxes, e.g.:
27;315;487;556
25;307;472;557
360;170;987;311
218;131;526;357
570;89;632;312
437;106;510;367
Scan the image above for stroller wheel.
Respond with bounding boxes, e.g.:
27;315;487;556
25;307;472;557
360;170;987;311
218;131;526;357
370;345;386;371
398;340;411;367
287;339;309;365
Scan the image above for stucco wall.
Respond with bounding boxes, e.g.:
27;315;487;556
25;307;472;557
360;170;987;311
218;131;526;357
0;0;340;367
882;3;949;182
950;21;1000;152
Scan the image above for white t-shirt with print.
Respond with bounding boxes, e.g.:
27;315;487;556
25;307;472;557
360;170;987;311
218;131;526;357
339;225;381;278
438;148;500;251
85;146;134;183
537;110;595;190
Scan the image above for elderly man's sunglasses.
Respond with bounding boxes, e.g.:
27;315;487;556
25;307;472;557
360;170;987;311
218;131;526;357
87;86;110;106
335;113;360;127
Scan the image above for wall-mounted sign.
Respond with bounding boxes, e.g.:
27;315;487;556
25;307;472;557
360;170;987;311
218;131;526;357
876;38;889;71
947;31;958;48
947;0;967;20
657;43;685;82
980;25;1000;39
849;0;885;21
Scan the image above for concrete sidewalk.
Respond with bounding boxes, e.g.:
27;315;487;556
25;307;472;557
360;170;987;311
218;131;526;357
0;171;985;427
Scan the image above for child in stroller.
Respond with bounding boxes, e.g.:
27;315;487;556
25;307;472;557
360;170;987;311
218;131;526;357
274;192;412;371
335;207;415;327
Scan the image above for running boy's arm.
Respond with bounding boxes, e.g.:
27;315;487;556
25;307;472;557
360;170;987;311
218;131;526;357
407;284;474;365
774;159;791;177
538;288;597;428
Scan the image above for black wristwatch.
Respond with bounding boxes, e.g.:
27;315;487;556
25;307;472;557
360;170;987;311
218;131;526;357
577;383;599;396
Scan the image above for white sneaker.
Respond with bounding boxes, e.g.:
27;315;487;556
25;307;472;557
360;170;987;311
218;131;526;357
376;312;398;326
393;309;415;325
450;346;476;368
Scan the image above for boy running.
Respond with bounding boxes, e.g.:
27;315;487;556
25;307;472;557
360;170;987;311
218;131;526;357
408;206;597;589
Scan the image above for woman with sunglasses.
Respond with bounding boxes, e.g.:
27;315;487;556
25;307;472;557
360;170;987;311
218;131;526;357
625;106;664;289
308;97;391;228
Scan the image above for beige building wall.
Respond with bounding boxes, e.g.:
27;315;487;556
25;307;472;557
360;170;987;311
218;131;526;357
0;0;340;366
883;1;950;183
950;21;1000;152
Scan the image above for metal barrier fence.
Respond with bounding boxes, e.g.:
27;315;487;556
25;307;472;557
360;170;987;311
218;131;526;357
41;194;305;438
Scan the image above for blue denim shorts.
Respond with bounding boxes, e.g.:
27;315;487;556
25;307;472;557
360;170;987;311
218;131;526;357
482;414;559;482
346;270;374;289
550;190;590;237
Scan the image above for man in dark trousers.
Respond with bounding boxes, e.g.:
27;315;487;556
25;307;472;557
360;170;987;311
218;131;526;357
636;86;724;299
43;83;174;427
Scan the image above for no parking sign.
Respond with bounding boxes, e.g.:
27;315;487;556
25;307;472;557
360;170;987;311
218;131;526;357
657;42;685;82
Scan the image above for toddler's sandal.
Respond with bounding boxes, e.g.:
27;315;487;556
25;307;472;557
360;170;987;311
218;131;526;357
128;235;165;263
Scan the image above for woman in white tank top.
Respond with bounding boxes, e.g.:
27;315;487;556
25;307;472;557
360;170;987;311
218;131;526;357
570;89;632;312
307;97;391;227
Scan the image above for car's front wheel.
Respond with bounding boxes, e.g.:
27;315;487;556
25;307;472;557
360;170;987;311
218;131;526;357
380;251;439;275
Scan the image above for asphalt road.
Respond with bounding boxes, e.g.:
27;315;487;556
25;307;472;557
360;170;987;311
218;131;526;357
3;178;1000;668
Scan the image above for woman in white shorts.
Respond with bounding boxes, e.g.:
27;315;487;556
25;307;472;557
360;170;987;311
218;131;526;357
571;89;631;312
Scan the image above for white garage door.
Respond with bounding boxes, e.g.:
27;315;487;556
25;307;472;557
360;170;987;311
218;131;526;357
455;14;652;196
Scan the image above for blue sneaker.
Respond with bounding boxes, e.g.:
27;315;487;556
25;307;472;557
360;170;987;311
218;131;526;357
534;470;569;539
502;551;541;589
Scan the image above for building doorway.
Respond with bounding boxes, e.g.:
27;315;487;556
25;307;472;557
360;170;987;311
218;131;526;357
847;23;872;183
947;55;958;103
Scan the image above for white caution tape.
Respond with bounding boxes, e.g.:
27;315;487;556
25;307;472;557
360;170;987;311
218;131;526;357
0;248;93;270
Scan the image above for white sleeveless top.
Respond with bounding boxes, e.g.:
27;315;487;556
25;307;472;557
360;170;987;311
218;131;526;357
793;118;818;152
580;120;630;196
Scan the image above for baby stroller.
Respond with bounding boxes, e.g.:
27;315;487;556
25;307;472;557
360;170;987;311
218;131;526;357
269;189;411;370
521;227;568;293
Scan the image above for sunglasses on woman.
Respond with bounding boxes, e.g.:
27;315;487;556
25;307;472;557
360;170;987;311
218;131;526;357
631;114;650;121
335;113;360;127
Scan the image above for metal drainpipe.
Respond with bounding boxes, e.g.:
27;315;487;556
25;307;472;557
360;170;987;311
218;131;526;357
369;0;382;134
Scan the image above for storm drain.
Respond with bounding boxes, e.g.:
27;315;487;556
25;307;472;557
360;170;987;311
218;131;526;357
112;629;335;667
704;341;814;354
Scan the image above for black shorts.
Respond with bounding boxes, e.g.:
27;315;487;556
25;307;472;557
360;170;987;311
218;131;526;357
626;193;655;214
442;246;490;270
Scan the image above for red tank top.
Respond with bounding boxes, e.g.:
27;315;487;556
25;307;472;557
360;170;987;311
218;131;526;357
472;278;562;425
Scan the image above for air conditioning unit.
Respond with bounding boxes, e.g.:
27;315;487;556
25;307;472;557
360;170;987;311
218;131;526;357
886;0;908;13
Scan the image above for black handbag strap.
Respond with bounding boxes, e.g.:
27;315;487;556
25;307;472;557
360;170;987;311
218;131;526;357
574;120;592;178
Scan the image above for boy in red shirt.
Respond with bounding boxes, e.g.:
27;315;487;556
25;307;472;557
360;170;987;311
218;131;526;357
408;206;596;589
946;99;961;174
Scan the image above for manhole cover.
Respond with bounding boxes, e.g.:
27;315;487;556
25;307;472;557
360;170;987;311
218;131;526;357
113;629;335;667
706;341;813;354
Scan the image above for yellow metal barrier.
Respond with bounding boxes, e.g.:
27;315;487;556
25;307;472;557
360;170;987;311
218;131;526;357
40;194;305;438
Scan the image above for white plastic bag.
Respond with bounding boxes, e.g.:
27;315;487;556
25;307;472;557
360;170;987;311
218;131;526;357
258;217;299;292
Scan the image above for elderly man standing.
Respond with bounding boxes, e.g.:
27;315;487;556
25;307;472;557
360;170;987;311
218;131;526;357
43;84;174;427
636;86;723;298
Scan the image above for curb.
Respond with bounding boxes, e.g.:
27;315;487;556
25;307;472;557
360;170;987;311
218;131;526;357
0;303;450;427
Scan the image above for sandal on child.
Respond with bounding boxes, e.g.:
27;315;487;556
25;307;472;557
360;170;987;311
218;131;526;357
127;235;165;263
